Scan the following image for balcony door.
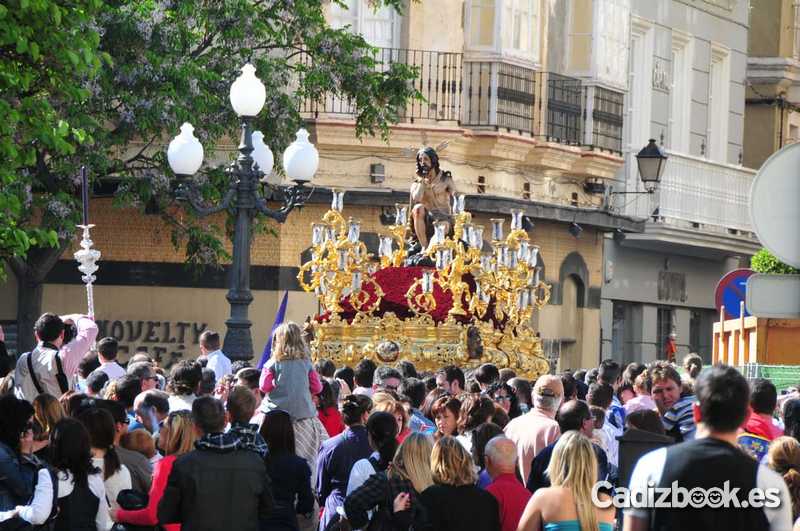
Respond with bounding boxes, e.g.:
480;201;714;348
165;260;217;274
325;1;400;115
620;18;655;217
330;0;399;49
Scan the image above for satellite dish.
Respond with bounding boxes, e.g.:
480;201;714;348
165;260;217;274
749;142;800;269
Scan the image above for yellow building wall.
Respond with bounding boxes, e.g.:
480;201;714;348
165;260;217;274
3;194;603;367
39;284;318;366
743;103;779;170
748;0;784;57
405;1;464;52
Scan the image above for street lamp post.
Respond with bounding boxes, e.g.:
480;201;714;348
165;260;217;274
609;139;669;196
167;63;319;360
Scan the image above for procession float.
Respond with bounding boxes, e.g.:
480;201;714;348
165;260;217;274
297;148;552;379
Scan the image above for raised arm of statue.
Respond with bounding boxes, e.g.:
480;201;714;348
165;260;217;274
410;178;425;204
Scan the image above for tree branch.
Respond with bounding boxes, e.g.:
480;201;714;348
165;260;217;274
6;256;28;280
36;150;59;194
29;238;72;283
125;136;158;165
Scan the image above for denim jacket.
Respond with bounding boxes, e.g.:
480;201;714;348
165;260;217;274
0;441;36;511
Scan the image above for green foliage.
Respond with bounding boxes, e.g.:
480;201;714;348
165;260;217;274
2;0;421;274
751;248;800;275
0;0;105;277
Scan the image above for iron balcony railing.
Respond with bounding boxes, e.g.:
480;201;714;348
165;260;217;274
622;150;755;232
300;48;624;154
462;61;537;134
542;72;583;145
299;48;463;123
588;86;624;154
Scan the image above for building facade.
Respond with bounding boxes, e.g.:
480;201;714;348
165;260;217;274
1;0;639;371
744;0;800;169
599;0;760;365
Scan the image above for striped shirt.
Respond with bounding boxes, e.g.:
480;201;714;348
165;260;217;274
662;394;696;442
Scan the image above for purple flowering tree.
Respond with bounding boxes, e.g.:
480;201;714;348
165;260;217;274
2;0;420;352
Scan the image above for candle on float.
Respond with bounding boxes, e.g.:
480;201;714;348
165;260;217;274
81;166;89;226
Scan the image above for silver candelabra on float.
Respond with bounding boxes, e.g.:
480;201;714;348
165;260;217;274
74;224;100;319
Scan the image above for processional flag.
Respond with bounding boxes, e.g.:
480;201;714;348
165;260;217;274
256;291;288;370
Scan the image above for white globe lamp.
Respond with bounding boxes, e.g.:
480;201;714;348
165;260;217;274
283;128;319;185
251;131;276;185
229;63;267;117
167;123;204;176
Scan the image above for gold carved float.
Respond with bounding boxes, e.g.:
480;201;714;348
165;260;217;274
298;190;552;379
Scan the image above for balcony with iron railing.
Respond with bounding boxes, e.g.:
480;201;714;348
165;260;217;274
300;48;625;156
300;48;463;123
619;150;758;250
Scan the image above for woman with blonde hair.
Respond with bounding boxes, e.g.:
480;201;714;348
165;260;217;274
258;322;329;486
517;430;615;531
344;432;434;530
767;436;800;521
32;393;64;459
113;410;197;531
33;393;64;439
419;436;500;531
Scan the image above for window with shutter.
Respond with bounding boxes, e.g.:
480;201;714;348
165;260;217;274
708;44;730;162
669;31;693;154
466;0;540;63
501;0;538;58
567;0;593;75
329;0;398;49
595;0;629;87
568;0;628;87
330;0;359;31
468;0;497;48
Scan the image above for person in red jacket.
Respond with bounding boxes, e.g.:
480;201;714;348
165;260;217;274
739;378;783;461
316;380;344;437
112;411;197;531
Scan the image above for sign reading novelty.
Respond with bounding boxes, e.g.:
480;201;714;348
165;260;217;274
95;319;208;365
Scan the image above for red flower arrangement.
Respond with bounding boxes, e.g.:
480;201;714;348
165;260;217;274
317;266;505;329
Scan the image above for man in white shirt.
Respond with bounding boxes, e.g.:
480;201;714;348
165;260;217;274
624;365;792;531
587;382;621;468
15;313;98;400
167;360;202;412
95;337;126;381
199;330;231;384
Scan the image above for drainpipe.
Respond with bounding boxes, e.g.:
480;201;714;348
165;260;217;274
779;94;786;149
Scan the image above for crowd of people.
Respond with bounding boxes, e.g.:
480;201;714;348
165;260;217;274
0;313;799;530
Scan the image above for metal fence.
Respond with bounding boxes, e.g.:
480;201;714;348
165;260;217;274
387;48;462;122
623;150;755;231
542;72;583;145
462;61;537;134
299;48;624;154
590;86;624;154
299;48;463;123
740;364;800;392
